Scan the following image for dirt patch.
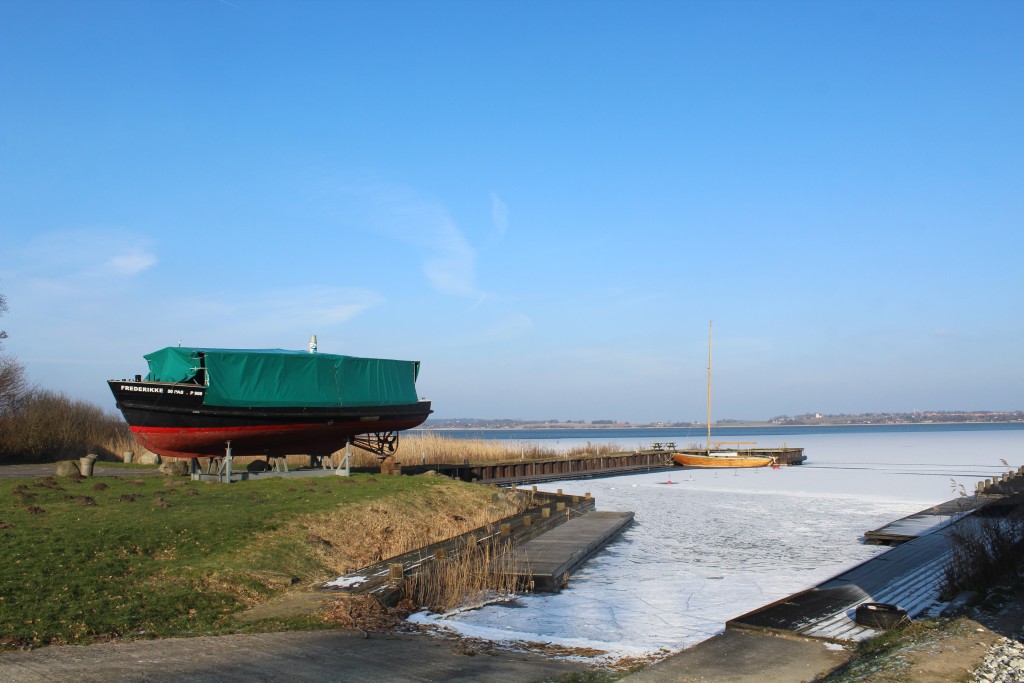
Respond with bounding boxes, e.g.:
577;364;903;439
237;590;337;622
864;620;998;682
819;592;1024;683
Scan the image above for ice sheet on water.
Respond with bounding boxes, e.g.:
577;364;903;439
412;430;1024;662
424;475;919;659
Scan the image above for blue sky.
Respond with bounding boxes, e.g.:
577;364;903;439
1;0;1021;422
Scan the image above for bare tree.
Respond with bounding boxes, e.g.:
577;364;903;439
0;289;28;416
0;290;7;350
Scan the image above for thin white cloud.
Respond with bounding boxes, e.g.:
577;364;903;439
316;180;484;299
162;286;385;347
490;192;508;237
13;228;157;280
481;313;533;341
102;248;158;276
422;215;478;297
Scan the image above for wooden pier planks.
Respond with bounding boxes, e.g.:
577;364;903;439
409;451;675;486
505;511;634;592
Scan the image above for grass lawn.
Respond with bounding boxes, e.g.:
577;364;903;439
0;472;487;648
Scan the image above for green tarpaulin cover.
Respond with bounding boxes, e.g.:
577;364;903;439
143;347;421;408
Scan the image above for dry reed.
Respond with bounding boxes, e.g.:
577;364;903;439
103;427;631;469
363;433;628;468
404;537;519;613
215;434;629;470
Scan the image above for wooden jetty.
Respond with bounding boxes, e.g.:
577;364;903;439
505;511;634;591
401;450;676;485
322;489;630;605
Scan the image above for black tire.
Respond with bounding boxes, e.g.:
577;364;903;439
854;602;910;629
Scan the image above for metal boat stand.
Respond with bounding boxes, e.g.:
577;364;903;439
189;440;352;482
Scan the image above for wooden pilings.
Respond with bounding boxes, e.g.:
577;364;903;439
416;450;676;485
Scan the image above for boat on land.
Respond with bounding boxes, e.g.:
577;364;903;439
671;322;783;469
109;344;431;459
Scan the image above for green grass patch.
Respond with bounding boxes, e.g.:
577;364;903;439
0;473;467;648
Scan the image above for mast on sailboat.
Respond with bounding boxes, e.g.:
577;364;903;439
706;320;713;454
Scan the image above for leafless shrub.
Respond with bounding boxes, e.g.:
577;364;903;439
0;354;29;417
0;388;133;462
943;512;1024;597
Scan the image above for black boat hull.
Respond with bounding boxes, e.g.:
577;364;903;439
108;380;431;458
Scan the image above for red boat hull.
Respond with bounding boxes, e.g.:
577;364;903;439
109;380;431;459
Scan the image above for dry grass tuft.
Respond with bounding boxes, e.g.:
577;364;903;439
299;485;529;574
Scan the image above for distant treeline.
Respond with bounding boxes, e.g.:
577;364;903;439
424;411;1024;429
769;411;1024;425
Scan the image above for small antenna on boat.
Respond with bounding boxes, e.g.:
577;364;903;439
309;334;317;354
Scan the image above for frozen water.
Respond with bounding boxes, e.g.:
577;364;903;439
411;428;1024;661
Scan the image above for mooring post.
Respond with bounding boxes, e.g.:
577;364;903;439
335;440;351;477
388;563;405;585
224;441;233;483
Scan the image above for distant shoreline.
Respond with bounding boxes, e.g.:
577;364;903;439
418;420;1024;431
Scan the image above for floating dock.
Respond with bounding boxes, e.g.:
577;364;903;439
505;511;634;591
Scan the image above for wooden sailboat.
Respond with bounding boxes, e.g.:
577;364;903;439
672;322;775;469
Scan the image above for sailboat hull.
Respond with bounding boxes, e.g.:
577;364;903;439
672;452;774;468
